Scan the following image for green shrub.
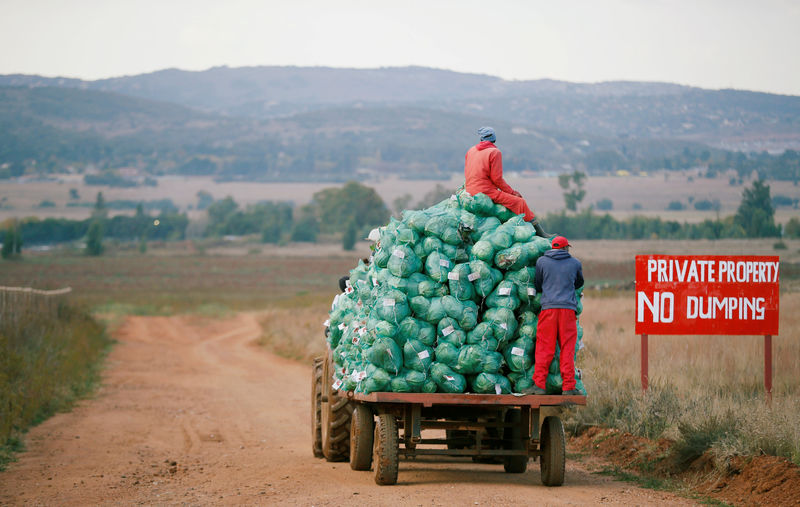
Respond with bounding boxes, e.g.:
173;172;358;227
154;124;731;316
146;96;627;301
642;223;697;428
0;303;111;470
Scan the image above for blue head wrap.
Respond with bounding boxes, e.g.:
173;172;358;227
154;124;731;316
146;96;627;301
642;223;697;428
478;126;496;143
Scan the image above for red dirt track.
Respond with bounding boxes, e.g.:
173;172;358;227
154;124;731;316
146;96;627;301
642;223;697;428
0;314;698;505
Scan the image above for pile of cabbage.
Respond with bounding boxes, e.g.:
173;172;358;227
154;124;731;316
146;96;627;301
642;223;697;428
326;190;586;395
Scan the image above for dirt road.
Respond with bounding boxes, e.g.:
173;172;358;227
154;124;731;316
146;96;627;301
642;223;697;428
0;314;696;505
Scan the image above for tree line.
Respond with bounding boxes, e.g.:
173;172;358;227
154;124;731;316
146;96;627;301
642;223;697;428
2;179;797;259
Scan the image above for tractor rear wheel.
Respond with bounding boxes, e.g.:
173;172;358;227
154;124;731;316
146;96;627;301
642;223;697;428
311;357;324;458
321;354;352;462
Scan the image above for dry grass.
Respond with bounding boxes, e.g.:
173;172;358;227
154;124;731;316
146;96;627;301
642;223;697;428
571;291;800;465
254;294;331;362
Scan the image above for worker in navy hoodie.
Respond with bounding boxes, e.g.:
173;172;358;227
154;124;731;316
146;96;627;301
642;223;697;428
523;236;584;395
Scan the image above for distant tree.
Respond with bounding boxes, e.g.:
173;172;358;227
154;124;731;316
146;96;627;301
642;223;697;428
92;191;107;219
261;217;282;244
342;221;357;251
85;220;104;256
558;171;586;212
311;182;389;233
37;200;56;208
1;220;22;259
735;179;780;237
693;199;720;211
784;217;800;238
666;201;685;211
291;206;319;242
69;188;80;200
196;190;214;210
205;196;238;235
596;198;613;211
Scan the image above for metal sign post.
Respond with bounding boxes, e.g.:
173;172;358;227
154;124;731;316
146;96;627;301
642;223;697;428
635;255;780;401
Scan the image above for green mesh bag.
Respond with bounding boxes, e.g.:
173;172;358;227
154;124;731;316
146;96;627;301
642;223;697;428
575;288;583;316
448;263;474;301
361;365;391;394
545;372;563;394
389;375;413;392
437;317;466;347
494;244;528;271
403;272;430;298
403;339;434;373
486;280;521;310
517;311;538;341
372;289;411;323
511;367;535;392
524;236;553;264
459;209;477;231
471;373;512;394
468;260;500;298
466;322;494;345
480;351;504;373
492;204;516;222
503;337;534;372
397;316;436;347
475;215;501;238
453;344;484;375
485;229;513;251
470;240;495;263
441;295;464;320
424;212;459;244
512;223;535;243
417;278;447;298
423;377;438;393
574;378;586;395
395;224;419;245
457;300;479;331
410;295;446;324
483;307;517;347
365;336;403;375
430;363;467;393
387;244;422;278
385;274;409;293
462;192;495;216
367;317;397;340
434;342;459;367
425;251;453;283
422;236;444;256
505;267;536;302
404;209;429;233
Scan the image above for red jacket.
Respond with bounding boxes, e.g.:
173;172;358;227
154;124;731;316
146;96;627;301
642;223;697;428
464;141;515;197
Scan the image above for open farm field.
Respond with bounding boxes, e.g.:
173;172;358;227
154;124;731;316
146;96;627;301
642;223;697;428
2;173;798;225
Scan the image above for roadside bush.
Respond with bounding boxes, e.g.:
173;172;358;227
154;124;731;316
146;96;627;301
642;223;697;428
0;303;110;469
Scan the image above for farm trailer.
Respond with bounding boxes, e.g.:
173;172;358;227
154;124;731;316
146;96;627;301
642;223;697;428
311;353;587;486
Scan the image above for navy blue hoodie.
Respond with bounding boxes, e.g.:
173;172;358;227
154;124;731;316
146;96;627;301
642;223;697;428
534;249;584;311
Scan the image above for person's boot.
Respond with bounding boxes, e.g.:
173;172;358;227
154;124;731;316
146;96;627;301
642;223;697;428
532;219;552;239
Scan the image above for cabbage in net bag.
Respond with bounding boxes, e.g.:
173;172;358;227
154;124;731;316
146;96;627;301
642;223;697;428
430;362;467;393
470;372;512;394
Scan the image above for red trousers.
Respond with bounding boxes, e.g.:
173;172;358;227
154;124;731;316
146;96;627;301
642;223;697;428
533;308;577;391
485;189;535;221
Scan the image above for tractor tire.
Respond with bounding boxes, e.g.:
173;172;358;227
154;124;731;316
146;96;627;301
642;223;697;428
350;404;374;471
540;416;565;486
503;408;528;473
373;413;399;485
311;357;324;458
321;354;352;462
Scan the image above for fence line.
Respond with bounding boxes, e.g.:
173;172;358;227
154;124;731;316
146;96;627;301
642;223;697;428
0;286;72;326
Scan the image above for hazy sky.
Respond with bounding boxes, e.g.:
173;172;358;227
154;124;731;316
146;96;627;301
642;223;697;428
2;0;799;95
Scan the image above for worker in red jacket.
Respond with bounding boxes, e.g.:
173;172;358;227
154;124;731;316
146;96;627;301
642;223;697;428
464;126;550;237
522;235;584;396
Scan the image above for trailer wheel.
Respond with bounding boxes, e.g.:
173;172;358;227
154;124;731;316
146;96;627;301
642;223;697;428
540;416;565;486
321;354;352;462
350;404;374;471
311;357;324;458
373;413;399;485
503;409;528;473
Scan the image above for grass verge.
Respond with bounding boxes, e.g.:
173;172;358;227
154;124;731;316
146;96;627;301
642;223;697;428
0;303;112;471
